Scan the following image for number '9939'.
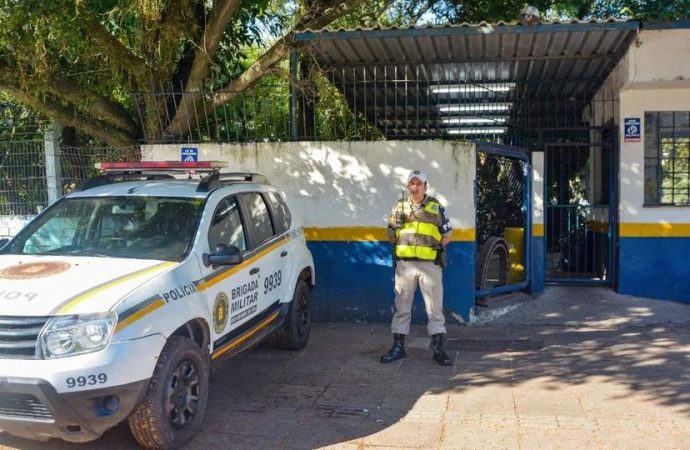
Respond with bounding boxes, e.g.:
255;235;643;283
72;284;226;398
66;373;108;388
263;270;282;294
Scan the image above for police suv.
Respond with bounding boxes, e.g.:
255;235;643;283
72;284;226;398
0;161;315;449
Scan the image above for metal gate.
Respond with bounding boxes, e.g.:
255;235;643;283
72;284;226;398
475;142;531;300
545;140;615;284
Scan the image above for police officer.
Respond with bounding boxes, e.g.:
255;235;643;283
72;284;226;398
380;169;453;366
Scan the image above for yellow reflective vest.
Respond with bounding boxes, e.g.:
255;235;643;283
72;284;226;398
391;197;442;261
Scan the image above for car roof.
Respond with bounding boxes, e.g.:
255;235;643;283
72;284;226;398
67;178;273;199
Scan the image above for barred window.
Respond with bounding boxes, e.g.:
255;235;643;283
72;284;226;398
644;111;690;205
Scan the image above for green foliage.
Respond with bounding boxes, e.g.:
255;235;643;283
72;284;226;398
1;0;689;148
0;94;46;140
0;0;307;146
378;0;689;25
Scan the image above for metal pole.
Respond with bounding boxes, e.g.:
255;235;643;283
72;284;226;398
44;122;63;205
290;50;298;140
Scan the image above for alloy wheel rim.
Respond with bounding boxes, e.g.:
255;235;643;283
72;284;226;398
297;292;310;337
166;359;201;428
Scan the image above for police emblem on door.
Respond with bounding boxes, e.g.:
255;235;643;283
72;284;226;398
213;292;229;334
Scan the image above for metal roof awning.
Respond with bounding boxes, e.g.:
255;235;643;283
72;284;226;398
294;20;642;138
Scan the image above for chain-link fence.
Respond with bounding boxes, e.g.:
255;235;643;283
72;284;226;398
60;146;140;194
0;143;140;216
0;140;47;215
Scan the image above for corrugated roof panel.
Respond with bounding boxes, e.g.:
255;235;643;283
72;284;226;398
297;20;644;136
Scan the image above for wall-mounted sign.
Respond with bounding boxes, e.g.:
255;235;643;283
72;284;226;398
180;147;199;162
624;118;641;142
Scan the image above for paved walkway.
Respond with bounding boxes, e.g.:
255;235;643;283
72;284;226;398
2;287;689;449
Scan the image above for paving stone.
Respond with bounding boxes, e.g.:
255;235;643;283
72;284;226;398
360;420;443;448
3;287;690;450
441;415;520;450
446;384;516;417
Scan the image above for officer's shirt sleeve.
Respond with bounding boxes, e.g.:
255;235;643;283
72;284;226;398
438;204;452;235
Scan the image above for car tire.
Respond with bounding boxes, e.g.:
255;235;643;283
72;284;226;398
279;280;311;350
128;336;209;450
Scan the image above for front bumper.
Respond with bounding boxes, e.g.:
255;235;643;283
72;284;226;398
0;377;148;443
0;334;165;443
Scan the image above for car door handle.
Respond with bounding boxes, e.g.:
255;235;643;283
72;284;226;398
250;267;260;275
281;251;288;257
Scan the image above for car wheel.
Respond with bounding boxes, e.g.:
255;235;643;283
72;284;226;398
129;336;209;450
279;280;311;350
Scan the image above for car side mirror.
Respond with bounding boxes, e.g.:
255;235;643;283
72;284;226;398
202;244;242;267
0;238;9;250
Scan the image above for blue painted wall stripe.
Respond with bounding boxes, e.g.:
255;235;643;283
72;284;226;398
618;237;690;303
307;241;476;324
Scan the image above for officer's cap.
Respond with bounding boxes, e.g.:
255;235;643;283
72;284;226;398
407;169;428;184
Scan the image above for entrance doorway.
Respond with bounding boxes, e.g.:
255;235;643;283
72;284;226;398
545;136;616;284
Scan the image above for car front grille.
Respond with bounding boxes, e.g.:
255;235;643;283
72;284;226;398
0;393;54;421
0;316;49;358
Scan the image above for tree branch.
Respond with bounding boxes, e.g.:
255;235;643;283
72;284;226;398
163;0;242;137
2;85;138;147
214;0;368;105
188;0;243;86
81;11;150;87
165;0;367;137
156;0;201;82
44;73;140;136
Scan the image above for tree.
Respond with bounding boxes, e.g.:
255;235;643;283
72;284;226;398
384;0;690;26
0;0;368;147
1;1;687;147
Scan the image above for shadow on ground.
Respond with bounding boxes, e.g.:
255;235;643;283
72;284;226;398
2;287;690;449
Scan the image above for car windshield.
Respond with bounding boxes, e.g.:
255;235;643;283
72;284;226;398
3;196;205;261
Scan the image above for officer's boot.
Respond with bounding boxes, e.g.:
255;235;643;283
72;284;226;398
432;333;452;366
380;333;406;363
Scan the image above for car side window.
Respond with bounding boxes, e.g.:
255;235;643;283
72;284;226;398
239;193;274;247
208;197;247;252
267;191;291;233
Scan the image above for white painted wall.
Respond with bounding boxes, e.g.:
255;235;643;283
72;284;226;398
531;152;544;233
619;86;690;223
622;29;690;85
0;216;33;238
142;141;476;233
593;28;690;225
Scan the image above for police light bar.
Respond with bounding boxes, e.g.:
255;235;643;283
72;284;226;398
95;161;228;172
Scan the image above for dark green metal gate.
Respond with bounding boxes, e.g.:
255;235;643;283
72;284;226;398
545;138;616;284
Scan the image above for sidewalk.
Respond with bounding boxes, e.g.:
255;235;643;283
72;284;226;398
2;287;689;449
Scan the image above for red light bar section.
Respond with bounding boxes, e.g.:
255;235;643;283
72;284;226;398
95;161;228;172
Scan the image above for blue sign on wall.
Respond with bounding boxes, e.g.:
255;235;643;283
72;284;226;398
180;147;198;161
624;118;641;142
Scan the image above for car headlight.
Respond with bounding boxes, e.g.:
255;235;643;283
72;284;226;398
40;312;117;359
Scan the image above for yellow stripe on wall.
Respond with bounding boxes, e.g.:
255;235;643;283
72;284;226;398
451;228;475;241
304;227;476;242
620;223;690;237
532;224;544;237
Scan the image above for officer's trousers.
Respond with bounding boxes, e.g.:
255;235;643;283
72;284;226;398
391;260;446;336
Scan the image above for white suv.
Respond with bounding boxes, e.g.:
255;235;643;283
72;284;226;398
0;161;315;449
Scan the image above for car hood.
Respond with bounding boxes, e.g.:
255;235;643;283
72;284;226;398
0;255;178;316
